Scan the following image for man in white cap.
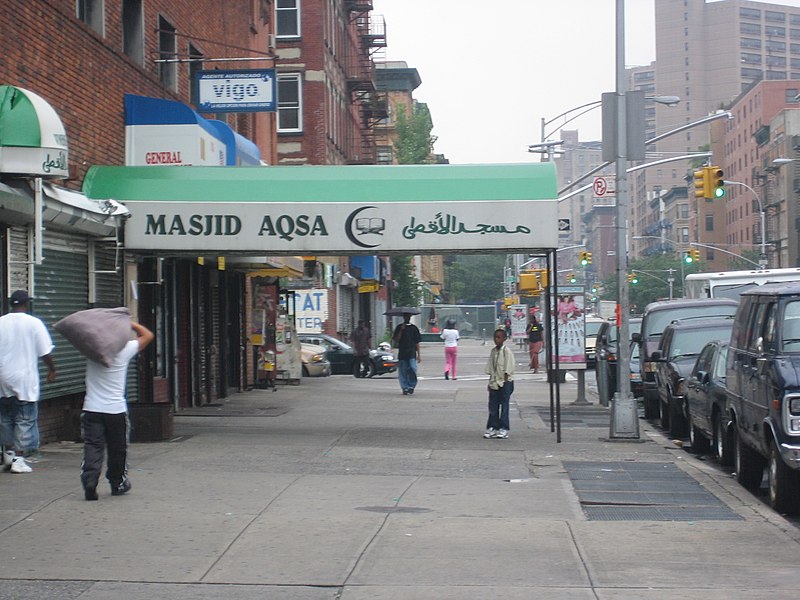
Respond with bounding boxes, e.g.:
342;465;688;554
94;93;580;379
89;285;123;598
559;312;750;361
0;290;56;473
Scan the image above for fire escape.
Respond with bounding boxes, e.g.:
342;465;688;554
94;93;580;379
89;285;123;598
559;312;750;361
345;1;387;164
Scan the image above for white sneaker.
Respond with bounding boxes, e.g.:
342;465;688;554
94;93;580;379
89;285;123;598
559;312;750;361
494;429;509;439
483;428;496;439
2;450;14;472
10;456;32;473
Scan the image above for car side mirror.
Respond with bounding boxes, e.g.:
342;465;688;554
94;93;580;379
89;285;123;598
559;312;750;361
631;332;641;344
651;350;662;361
756;336;764;355
697;370;709;384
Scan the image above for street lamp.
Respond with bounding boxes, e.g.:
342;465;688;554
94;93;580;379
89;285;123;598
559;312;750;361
723;180;767;269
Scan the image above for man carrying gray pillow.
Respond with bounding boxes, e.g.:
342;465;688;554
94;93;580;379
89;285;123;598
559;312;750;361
80;321;153;501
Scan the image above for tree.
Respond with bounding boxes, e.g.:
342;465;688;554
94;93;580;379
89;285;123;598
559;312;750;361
444;255;504;304
394;101;437;165
390;256;421;307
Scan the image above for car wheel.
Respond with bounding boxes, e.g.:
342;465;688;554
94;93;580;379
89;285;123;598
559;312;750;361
713;412;732;467
659;399;670;431
688;412;710;453
734;425;765;490
643;394;659;420
768;442;800;514
668;397;687;438
366;360;376;378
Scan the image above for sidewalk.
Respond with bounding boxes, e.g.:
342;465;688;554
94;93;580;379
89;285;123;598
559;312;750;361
0;338;798;599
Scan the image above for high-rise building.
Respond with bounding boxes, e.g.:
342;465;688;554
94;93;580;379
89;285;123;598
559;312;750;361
638;0;800;265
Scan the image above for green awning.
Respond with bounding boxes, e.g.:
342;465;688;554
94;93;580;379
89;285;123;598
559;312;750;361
82;163;560;255
82;163;557;203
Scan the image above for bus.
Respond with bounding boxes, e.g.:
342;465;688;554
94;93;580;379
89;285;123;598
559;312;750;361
684;267;800;300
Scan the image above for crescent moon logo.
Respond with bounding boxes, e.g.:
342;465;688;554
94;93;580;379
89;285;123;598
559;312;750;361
345;206;380;249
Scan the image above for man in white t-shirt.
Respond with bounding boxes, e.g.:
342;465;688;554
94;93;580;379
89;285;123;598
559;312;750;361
81;321;153;501
0;290;56;474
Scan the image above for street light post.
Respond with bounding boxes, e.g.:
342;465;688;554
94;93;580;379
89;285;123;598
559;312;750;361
724;180;767;269
609;0;639;440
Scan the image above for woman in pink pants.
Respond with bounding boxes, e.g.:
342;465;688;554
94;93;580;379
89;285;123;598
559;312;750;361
440;320;460;380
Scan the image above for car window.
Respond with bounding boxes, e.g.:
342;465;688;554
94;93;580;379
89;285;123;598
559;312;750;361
745;302;768;352
714;346;728;380
782;300;800;352
694;344;714;375
671;328;731;360
646;304;736;339
763;303;778;353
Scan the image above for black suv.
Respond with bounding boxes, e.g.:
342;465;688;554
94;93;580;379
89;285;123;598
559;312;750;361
726;282;800;514
633;298;738;420
652;318;734;438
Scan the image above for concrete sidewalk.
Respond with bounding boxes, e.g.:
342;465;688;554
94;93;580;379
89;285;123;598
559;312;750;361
0;338;798;599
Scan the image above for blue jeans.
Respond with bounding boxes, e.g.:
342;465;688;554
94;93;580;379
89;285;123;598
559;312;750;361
398;358;418;391
0;396;39;453
487;381;514;431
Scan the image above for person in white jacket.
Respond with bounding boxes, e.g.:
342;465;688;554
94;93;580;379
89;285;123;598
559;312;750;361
439;320;460;380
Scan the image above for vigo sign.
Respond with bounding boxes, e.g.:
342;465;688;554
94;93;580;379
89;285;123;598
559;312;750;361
194;69;277;113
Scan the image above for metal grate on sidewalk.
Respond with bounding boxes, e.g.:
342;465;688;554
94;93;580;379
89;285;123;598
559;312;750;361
563;461;742;521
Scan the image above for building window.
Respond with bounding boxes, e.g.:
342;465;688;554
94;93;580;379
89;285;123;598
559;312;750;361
740;7;761;20
276;0;300;38
767;55;787;67
277;73;302;132
766;26;786;37
767;70;788;79
766;40;787;52
741;23;761;35
766;11;786;23
786;88;800;103
792;28;800;39
188;44;204;90
77;0;104;36
741;38;762;49
158;16;177;91
376;146;393;164
741;53;762;65
705;214;714;231
680;227;689;243
741;67;763;79
680;203;689;218
122;0;143;65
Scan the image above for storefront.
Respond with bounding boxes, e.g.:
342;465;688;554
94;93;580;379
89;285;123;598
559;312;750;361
0;85;130;442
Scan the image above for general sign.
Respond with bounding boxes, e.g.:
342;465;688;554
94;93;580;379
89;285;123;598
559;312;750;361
195;69;277;113
592;176;616;197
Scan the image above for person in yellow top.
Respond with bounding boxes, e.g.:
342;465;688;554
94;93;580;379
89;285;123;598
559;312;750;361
484;327;515;439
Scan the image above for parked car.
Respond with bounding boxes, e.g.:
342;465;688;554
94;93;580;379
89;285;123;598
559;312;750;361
297;333;397;377
652;318;734;438
633;298;738;420
595;317;642;405
300;343;330;377
685;341;732;464
726;282;800;514
584;316;606;368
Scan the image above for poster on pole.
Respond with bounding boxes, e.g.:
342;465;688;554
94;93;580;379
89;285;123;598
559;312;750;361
550;287;587;369
508;304;528;340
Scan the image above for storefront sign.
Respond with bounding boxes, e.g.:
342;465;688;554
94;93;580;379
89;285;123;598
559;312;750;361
195;70;277;113
124;201;557;253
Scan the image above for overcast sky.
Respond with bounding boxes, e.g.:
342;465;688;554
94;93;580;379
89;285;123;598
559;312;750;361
371;0;800;165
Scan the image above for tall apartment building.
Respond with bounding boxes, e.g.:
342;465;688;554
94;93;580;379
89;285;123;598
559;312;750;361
636;0;800;266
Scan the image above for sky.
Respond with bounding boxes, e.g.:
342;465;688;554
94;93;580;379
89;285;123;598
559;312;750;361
371;0;800;165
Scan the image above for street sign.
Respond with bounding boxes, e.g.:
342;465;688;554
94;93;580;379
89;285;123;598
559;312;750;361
558;218;571;232
592;176;616;197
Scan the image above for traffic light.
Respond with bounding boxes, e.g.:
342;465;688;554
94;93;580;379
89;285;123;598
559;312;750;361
709;166;725;198
567;272;577;284
627;273;639;284
579;251;592;266
693;167;710;199
684;248;701;264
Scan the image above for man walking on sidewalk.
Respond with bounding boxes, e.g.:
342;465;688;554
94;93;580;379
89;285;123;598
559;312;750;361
392;312;421;395
0;290;56;474
80;321;153;501
484;327;515;439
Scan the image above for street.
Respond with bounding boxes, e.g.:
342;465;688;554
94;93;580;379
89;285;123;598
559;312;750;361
0;338;799;599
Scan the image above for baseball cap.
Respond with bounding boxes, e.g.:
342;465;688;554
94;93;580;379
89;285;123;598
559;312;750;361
10;290;31;306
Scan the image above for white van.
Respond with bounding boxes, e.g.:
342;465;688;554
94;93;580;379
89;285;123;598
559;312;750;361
684;268;800;301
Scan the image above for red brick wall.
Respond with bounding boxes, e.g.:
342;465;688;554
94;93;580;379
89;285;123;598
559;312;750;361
0;0;275;187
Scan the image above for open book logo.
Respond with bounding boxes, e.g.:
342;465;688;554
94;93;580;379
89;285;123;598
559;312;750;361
355;217;385;235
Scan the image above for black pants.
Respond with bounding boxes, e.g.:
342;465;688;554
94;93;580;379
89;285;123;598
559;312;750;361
80;411;129;490
353;355;370;377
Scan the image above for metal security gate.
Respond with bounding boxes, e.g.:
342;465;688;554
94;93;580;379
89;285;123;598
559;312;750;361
35;230;89;399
